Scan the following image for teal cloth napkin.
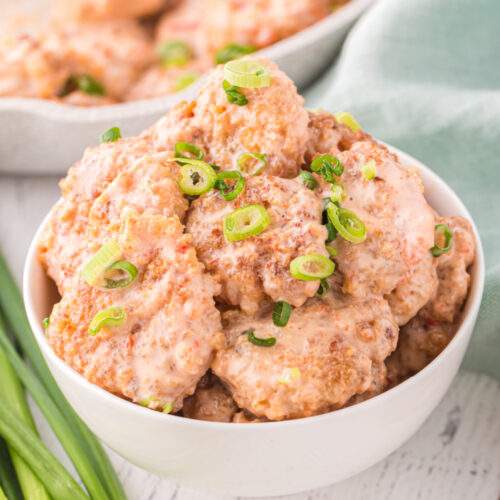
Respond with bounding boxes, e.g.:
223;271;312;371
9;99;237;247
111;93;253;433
306;0;500;379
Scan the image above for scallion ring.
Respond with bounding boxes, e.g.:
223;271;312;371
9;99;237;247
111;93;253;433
100;127;121;144
316;279;330;297
325;221;337;243
157;40;191;67
272;301;292;327
178;159;217;196
223;60;271;88
327;204;367;244
82;240;122;287
215;171;245;201
326;244;338;257
104;261;138;289
222;80;248;106
290;254;335;281
223;204;271;242
311;154;344;181
299;170;318;190
215;43;256;64
42;317;50;329
246;329;276;347
430;224;453;256
329;182;344;203
334;112;362;132
237;152;267;175
88;306;126;336
174;142;204;162
361;160;377;181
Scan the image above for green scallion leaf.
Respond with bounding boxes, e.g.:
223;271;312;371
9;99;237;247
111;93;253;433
272;301;292;327
246;329;276;347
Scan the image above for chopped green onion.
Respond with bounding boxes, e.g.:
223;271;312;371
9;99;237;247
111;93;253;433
299;170;318;190
174;142;204;162
42;317;49;329
325;220;337;243
316;279;330;297
174;72;198;92
157;40;191;67
162;403;173;414
215;171;245;201
104;261;138;289
431;224;453;256
223;60;271;88
74;74;105;96
327;204;367;244
82;240;122;287
0;484;8;500
290;254;335;281
215;43;256;64
329;183;344;203
0;254;126;500
100;127;121;144
237;152;267;175
326;244;338;257
223;204;271;242
272;301;292;327
246;329;276;347
278;367;301;384
335;112;362;132
222;80;248;106
311;154;344;182
178;160;217;196
361;160;377;181
89;307;126;336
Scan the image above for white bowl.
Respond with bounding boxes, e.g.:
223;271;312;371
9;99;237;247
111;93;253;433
0;0;374;175
23;146;484;497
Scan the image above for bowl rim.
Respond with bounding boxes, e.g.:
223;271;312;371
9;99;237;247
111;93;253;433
0;0;374;121
22;145;485;430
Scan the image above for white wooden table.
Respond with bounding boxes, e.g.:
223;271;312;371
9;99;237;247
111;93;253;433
1;174;499;500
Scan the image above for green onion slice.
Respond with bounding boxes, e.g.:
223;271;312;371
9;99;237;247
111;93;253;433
290;254;335;281
329;182;344;203
335;112;362;132
246;329;276;347
237;152;267;175
103;261;138;289
215;43;256;64
224;60;271;88
327;204;367;244
100;127;121;144
74;74;105;96
299;170;318;190
178;160;217;196
157;40;191;67
430;224;453;256
162;403;173;414
215;171;245;201
326;244;338;257
361;160;377;181
223;204;271;242
88;307;126;336
272;301;292;327
222;80;248;106
316;279;330;297
42;317;50;329
174;72;198;92
325;220;337;243
311;154;344;182
82;241;122;287
174;142;204;163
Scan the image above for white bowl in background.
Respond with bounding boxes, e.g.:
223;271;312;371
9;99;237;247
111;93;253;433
23;146;484;497
0;0;374;176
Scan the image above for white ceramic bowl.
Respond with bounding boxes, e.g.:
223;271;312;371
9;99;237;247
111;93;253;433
0;0;374;175
23;147;484;497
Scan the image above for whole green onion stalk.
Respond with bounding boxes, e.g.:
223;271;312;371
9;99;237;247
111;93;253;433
0;438;22;500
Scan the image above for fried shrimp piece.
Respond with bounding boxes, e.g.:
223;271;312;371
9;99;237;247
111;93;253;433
0;33;68;99
386;216;475;382
213;295;398;421
203;0;331;51
46;212;223;412
182;373;238;422
186;175;327;314
39;145;185;293
149;60;309;177
387;253;439;326
56;0;166;21
327;140;435;297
